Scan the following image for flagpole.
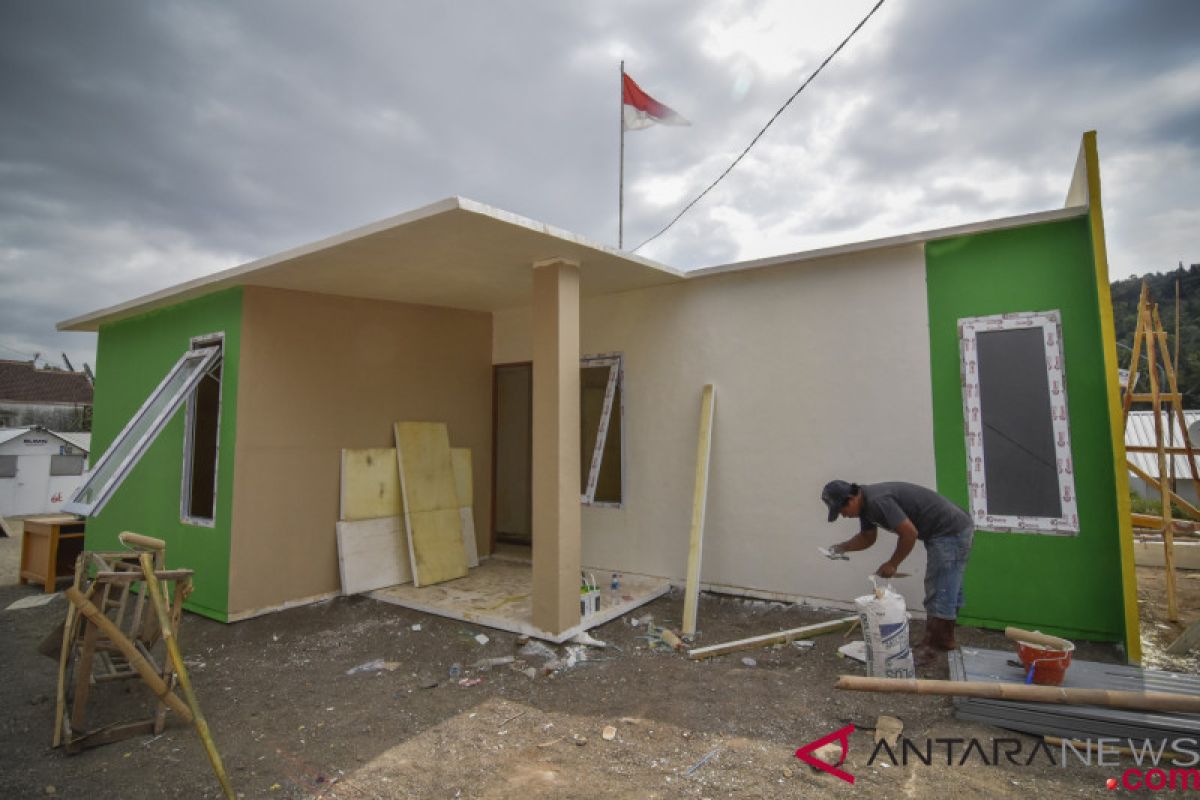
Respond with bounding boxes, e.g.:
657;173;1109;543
618;59;625;249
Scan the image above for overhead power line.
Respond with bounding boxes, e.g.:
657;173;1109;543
632;0;887;253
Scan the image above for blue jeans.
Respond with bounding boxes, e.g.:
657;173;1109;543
923;528;974;620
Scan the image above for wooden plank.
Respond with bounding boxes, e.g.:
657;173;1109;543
335;517;412;594
1165;620;1200;656
687;616;858;660
1127;461;1200;518
393;422;467;587
340;448;403;521
451;448;479;567
682;385;715;638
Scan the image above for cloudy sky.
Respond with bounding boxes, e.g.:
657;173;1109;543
2;0;1197;374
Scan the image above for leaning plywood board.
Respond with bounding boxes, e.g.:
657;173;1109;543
450;447;479;567
682;385;715;637
336;517;412;594
340;448;403;521
394;422;468;587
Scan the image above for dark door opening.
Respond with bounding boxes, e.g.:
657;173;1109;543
491;363;532;547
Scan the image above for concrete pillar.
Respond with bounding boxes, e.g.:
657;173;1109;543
531;258;582;635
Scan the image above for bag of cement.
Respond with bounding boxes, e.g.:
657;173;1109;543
854;580;915;679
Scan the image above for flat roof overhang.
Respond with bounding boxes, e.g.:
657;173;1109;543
58;197;686;332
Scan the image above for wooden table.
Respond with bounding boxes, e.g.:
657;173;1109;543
19;514;86;593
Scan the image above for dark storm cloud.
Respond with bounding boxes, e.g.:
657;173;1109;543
0;0;1196;373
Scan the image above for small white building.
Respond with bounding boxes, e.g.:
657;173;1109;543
0;427;91;518
1125;410;1200;509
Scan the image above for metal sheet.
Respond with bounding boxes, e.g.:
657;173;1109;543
949;648;1200;739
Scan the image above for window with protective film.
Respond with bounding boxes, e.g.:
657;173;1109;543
580;354;622;506
64;343;223;517
959;310;1078;534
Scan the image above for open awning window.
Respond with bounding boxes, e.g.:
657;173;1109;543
64;345;222;517
581;354;622;507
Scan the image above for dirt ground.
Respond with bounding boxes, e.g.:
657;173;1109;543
0;535;1194;799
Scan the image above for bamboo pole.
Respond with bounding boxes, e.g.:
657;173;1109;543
140;554;234;800
1004;627;1073;651
1146;302;1179;621
63;587;193;722
118;531;166;551
1121;285;1148;421
52;554;87;748
835;675;1200;714
1151;304;1200;505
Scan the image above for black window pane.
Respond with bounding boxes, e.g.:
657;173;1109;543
976;327;1062;519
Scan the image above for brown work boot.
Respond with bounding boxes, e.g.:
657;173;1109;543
929;617;958;651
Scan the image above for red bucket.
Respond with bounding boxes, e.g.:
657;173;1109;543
1017;641;1074;686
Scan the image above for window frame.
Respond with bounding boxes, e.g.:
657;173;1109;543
0;454;16;479
580;353;623;508
63;344;223;517
958;310;1079;534
49;453;86;477
180;332;225;527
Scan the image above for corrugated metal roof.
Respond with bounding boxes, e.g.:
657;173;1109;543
0;427;32;447
57;431;91;452
1126;410;1200;478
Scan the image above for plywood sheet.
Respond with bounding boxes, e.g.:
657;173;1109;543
394;423;461;512
394;422;467;586
405;508;469;586
451;448;479;567
340;448;403;521
450;448;473;506
336;516;412;594
460;506;479;568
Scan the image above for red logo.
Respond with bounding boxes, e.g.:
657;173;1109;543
795;724;855;784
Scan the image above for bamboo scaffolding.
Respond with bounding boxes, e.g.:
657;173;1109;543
140;553;234;799
1121;282;1200;622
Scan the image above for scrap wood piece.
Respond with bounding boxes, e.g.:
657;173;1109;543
682;384;715;638
340;448;404;521
873;715;903;747
687;616;858;660
1165;619;1200;656
835;675;1200;714
393;422;468;587
450;447;479;568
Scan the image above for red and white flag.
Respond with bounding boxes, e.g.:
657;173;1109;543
622;72;690;130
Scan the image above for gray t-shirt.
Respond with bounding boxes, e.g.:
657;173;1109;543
858;481;972;541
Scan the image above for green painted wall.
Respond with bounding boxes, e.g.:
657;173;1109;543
925;217;1124;640
87;288;242;621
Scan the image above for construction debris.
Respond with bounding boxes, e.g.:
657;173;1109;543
874;715;903;747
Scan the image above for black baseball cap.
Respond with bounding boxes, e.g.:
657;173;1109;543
821;480;856;522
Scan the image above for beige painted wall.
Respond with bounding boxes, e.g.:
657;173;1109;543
493;244;938;609
230;287;492;615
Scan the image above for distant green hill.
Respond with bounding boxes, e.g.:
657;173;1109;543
1110;265;1200;408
